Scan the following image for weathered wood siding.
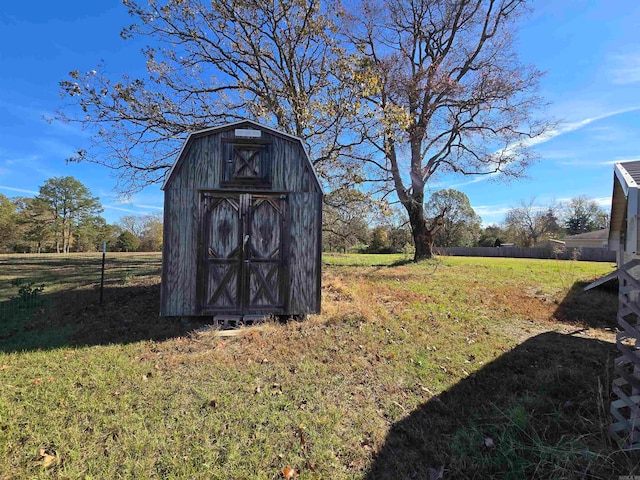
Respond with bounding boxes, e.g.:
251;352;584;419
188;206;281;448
161;122;322;317
288;193;322;314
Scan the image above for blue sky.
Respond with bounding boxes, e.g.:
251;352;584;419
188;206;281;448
0;0;638;226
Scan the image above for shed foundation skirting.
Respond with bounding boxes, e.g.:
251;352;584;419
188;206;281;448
213;314;268;329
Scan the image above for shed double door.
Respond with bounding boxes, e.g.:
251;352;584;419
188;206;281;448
199;192;287;314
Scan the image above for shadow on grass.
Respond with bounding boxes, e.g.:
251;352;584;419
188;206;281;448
553;279;618;329
0;281;206;353
364;332;640;479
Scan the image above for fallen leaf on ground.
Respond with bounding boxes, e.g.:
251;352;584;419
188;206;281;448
429;465;444;480
281;465;299;479
298;425;307;449
38;448;56;468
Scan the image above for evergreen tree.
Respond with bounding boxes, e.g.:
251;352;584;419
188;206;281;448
37;176;103;253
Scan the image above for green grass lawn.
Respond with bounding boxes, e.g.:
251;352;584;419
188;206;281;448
0;252;162;301
1;253;637;478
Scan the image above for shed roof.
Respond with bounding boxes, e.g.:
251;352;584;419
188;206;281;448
609;161;640;247
161;119;322;191
616;161;640;192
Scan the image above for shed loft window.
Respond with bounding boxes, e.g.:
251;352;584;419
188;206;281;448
234;146;261;177
222;139;271;187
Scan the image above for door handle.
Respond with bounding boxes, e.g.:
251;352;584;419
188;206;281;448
242;235;249;255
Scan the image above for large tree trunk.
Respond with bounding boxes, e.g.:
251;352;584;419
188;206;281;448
403;195;447;262
406;202;435;261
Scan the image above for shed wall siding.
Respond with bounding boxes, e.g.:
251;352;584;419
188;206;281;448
162;135;221;315
161;186;199;316
288;192;321;314
271;136;314;192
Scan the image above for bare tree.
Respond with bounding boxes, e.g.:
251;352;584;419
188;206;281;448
118;213;164;251
118;215;147;238
340;0;551;260
323;188;374;252
425;189;482;247
561;196;609;235
503;199;561;246
139;213;164;251
56;0;361;193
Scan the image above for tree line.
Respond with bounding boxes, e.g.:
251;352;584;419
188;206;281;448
2;178;607;254
0;176;163;254
323;189;610;253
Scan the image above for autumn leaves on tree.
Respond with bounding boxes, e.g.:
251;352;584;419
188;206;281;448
57;0;551;261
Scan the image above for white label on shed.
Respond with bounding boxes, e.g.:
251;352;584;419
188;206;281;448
235;128;262;138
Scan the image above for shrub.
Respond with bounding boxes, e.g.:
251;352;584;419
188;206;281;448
10;279;45;304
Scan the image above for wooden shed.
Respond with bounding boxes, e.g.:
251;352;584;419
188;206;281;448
160;120;322;321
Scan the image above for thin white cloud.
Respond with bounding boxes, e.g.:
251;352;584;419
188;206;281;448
34;138;78;161
557;159;595;166
610;52;640;85
104;203;163;215
0;185;38;195
132;203;163;211
471;204;513;226
472;205;511;217
529;106;640;148
0;153;59;179
103;205;150;214
553;157;640;167
115;198;163;211
539;149;576;160
0;153;40;164
593;197;612;207
444;107;640;189
600;157;640;165
448;172;500;189
556;196;611;207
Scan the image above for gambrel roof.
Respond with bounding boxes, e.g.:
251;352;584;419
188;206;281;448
161;119;322;192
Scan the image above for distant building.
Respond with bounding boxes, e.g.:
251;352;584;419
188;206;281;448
563;228;609;249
